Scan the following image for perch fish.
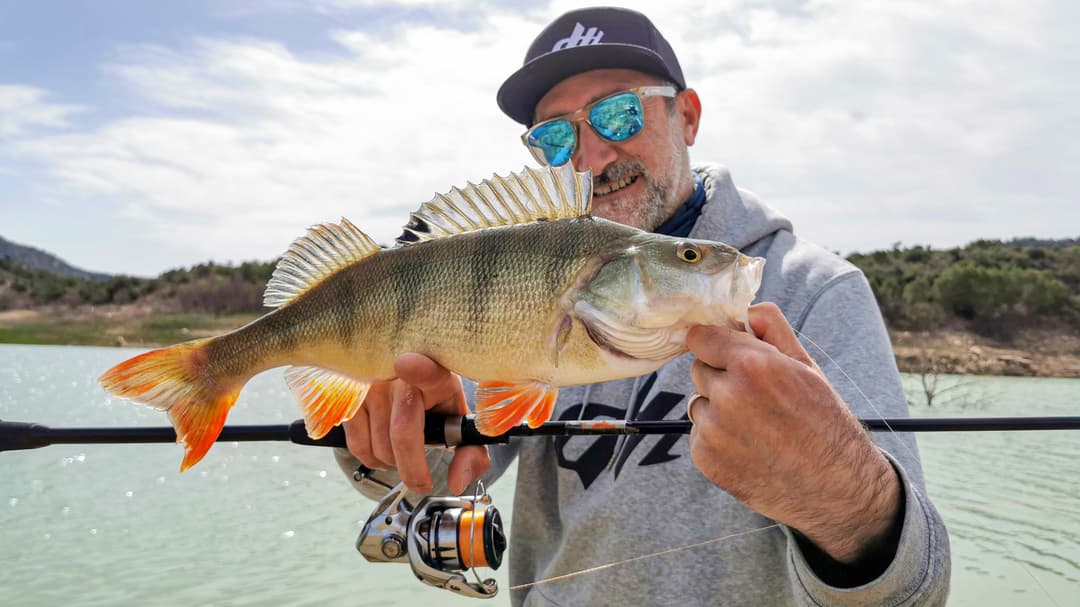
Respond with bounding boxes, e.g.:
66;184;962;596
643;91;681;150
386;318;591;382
100;164;765;470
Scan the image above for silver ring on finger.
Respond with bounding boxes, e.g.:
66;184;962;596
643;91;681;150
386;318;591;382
686;392;706;424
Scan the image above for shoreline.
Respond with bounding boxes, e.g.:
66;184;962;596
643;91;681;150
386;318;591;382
891;328;1080;378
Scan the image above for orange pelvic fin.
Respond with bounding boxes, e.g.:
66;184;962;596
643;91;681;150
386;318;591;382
474;380;558;436
284;366;371;439
99;339;241;472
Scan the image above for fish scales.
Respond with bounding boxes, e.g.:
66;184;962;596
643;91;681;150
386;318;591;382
377;218;616;381
196;219;613;386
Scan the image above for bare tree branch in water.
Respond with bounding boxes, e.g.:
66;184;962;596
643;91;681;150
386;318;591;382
906;349;993;409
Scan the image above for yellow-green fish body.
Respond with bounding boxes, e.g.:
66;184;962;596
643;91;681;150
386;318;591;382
100;165;764;470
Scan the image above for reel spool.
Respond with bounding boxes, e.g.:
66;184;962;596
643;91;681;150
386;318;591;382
357;477;506;599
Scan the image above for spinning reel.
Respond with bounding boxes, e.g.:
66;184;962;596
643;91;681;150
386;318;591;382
356;471;506;599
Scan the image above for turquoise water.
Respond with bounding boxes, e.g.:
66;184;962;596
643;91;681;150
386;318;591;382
0;344;1077;605
0;345;515;606
907;374;1080;605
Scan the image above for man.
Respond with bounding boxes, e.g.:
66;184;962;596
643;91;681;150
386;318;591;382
338;7;950;605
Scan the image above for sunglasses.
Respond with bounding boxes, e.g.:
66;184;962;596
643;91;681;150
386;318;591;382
522;85;677;167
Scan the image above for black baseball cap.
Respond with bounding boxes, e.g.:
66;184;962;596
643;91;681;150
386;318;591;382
497;7;686;126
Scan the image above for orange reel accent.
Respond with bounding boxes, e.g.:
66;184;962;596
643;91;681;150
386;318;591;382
457;509;489;569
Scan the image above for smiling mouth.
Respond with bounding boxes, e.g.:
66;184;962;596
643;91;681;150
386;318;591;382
594;174;639;197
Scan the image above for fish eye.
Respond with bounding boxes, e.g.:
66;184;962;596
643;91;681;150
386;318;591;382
677;243;702;264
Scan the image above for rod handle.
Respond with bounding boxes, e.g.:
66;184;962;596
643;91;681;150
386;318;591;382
283;415;506;449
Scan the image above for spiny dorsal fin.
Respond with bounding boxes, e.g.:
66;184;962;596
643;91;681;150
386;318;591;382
264;218;380;308
397;164;592;245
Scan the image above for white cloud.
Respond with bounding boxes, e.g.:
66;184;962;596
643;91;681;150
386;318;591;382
10;0;1080;274
631;0;1080;251
17;18;541;265
0;85;83;139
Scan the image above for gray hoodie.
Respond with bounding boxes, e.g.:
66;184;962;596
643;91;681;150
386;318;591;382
338;164;951;606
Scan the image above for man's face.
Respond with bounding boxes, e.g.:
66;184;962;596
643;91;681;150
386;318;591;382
533;69;699;230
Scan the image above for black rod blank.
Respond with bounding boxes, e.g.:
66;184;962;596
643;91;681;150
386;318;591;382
4;414;1080;454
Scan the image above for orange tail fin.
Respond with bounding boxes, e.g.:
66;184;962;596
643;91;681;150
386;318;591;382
99;339;241;471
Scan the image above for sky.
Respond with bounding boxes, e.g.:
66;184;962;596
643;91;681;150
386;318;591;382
1;0;1077;277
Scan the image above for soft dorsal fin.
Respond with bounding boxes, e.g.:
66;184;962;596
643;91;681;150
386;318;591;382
397;164;592;245
264;218;380;308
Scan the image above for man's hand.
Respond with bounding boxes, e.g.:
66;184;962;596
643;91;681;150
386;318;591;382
686;302;901;565
342;353;490;495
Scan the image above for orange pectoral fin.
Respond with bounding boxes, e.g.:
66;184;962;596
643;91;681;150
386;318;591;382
474;381;558;436
284;366;372;439
526;390;557;429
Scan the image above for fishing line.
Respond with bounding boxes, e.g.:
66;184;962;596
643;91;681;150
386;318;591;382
790;326;915;462
506;318;991;591
508;524;780;591
527;327;917;593
492;324;1072;595
1020;563;1063;607
791;327;1066;606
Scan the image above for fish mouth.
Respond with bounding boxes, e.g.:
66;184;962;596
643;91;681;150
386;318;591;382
711;254;765;327
739;255;765;295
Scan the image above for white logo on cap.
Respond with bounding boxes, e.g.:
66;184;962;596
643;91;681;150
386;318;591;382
552;22;604;51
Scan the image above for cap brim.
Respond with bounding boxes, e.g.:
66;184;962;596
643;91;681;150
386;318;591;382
497;44;679;126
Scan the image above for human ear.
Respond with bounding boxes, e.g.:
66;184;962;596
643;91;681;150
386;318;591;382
678;89;702;146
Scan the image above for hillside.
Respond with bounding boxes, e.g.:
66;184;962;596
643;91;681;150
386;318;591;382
848;238;1079;339
0;257;272;313
0;235;109;281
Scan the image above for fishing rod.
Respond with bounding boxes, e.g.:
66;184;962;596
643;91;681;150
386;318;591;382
5;412;1080;599
4;413;1080;453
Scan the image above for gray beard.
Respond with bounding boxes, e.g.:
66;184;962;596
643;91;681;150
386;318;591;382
594;161;673;231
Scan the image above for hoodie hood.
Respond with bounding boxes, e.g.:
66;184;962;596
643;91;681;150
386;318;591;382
690;163;793;251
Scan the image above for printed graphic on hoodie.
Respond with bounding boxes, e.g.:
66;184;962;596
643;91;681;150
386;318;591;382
554;373;690;489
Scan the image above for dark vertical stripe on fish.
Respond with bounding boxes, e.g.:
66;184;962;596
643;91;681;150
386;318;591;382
543;219;584;294
391;247;422;345
270;302;304;356
329;272;356;348
468;231;504;334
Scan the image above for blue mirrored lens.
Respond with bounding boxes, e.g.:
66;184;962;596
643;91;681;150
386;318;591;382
527;120;575;166
589;92;643;142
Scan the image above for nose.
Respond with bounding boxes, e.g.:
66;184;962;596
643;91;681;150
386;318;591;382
573;124;618;175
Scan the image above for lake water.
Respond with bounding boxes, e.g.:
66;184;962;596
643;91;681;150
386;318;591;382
0;344;1077;606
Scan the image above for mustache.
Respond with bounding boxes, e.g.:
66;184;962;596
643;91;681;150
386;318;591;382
593;161;647;188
